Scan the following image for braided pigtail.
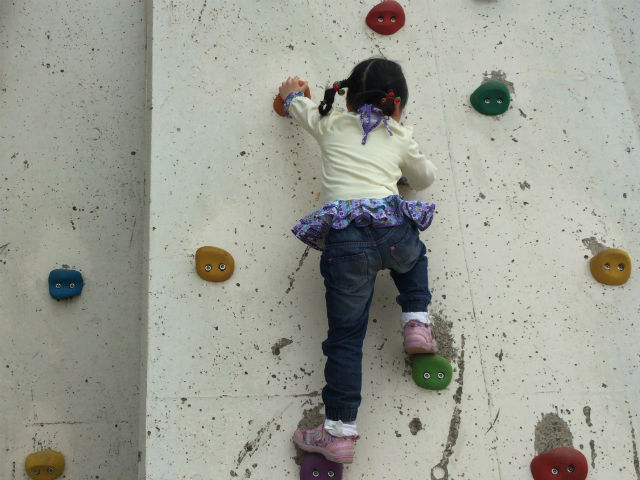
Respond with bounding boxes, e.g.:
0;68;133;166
379;101;396;117
379;90;401;117
349;88;398;117
319;79;348;116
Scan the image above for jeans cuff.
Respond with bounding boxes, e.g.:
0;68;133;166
325;406;359;423
401;300;428;312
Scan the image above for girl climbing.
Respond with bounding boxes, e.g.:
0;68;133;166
279;58;438;464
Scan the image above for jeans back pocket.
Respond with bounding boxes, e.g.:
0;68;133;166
389;226;422;270
321;252;369;293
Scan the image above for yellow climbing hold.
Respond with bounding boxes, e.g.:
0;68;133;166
25;450;65;480
590;248;631;285
195;246;235;282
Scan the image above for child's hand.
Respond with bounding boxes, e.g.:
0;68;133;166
279;76;309;101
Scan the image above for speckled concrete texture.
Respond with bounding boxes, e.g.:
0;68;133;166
142;0;640;478
0;0;147;478
143;1;639;479
3;0;638;479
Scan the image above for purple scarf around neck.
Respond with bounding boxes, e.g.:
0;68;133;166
357;104;393;145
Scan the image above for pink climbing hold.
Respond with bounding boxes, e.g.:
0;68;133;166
530;446;588;480
365;1;405;35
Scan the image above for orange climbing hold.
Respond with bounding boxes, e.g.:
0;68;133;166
589;248;631;285
196;246;235;282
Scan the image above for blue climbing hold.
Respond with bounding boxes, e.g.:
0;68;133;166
48;269;84;299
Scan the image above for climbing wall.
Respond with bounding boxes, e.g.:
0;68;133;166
142;1;640;479
2;0;638;479
0;1;147;478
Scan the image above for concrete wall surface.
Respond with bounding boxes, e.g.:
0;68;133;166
2;0;639;479
144;0;639;479
1;1;147;479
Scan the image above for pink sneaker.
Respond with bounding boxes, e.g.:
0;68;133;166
403;320;438;354
293;423;358;464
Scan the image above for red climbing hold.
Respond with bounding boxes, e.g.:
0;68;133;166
366;1;405;35
530;447;588;480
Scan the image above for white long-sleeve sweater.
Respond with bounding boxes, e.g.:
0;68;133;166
287;95;437;206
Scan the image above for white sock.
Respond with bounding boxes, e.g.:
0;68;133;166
324;418;358;437
402;311;430;327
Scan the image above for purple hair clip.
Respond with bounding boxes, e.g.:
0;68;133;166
357;104;393;145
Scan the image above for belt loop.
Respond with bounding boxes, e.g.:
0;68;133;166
365;225;373;242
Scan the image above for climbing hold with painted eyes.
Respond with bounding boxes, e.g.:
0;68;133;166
470;80;510;116
530;446;588;480
25;450;65;480
589;248;631;285
48;269;84;299
411;354;452;390
195;246;235;282
366;0;406;35
300;453;343;480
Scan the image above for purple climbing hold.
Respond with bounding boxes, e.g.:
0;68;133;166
300;453;343;480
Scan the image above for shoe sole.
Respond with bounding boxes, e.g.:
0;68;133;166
293;437;354;464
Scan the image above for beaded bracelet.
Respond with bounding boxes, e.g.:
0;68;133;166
283;91;305;118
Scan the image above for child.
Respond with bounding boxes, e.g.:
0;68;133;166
279;58;438;464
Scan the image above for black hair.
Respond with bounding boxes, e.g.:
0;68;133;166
319;58;408;117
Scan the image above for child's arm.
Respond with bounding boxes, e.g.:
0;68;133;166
278;77;323;139
401;139;437;190
279;76;308;101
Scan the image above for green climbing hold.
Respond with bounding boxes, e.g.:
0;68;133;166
470;80;510;116
411;354;452;390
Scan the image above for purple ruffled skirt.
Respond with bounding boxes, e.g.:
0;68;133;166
292;195;435;250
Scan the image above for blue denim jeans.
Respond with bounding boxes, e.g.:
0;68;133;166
319;221;431;422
